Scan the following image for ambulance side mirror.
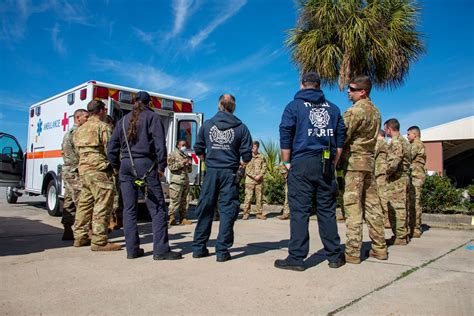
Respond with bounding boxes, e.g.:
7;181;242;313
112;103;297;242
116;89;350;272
1;147;13;163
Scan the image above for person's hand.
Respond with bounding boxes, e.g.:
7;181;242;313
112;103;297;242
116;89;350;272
240;161;248;168
284;163;291;179
158;170;164;178
255;175;262;182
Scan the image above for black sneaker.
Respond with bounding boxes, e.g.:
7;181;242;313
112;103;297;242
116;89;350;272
153;251;183;260
216;252;231;262
192;249;210;258
328;256;346;269
127;248;145;259
274;259;305;271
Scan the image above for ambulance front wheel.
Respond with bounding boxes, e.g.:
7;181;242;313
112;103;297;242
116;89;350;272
46;181;61;217
6;187;18;204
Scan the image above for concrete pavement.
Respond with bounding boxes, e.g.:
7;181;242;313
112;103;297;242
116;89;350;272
0;194;472;315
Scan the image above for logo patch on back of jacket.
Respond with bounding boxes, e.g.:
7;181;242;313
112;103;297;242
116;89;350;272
209;125;235;150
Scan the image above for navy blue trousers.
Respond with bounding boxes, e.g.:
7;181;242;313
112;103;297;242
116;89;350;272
287;155;342;264
119;158;170;256
192;168;240;257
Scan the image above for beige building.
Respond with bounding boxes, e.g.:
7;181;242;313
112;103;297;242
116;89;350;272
421;116;474;187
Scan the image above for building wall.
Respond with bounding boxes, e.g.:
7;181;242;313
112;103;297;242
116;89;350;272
424;141;443;175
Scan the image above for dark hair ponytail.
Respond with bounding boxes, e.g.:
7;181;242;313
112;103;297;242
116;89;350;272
127;101;147;143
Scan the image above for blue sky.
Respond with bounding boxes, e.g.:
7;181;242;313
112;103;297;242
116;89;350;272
1;0;473;148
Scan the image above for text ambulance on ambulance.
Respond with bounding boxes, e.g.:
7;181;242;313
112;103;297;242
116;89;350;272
0;81;203;216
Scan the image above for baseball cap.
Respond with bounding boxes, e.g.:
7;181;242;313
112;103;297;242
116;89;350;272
135;91;151;103
301;72;321;84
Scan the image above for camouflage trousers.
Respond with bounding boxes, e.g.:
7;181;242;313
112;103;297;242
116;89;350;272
168;181;190;221
282;183;289;215
343;170;387;257
376;174;388;223
408;177;424;234
243;183;263;215
61;173;81;226
109;175;123;227
387;175;409;239
74;171;114;246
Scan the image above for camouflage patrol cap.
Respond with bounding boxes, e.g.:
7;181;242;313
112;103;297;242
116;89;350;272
135;91;151;103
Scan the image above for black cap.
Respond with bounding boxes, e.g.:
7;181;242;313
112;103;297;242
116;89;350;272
135;91;151;103
301;72;321;84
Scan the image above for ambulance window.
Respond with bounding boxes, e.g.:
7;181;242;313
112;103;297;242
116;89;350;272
35;106;41;116
67;93;75;105
177;121;197;148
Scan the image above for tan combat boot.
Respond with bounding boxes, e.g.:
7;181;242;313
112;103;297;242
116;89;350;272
368;249;388;260
412;229;422;238
73;239;91;247
345;253;361;264
91;243;122;251
168;216;178;226
278;214;289;220
180;218;193;225
256;213;267;220
391;237;408;246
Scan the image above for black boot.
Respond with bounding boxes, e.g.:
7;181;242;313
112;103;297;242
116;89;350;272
62;225;74;241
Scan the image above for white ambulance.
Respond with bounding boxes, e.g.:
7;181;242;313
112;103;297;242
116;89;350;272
0;80;203;216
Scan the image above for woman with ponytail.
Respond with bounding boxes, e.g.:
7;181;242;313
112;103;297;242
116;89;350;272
108;91;182;260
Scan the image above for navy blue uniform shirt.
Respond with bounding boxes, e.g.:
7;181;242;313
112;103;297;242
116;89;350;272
108;107;167;172
194;111;252;169
279;88;345;161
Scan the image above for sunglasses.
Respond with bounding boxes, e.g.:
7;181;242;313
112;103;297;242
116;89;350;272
348;85;364;92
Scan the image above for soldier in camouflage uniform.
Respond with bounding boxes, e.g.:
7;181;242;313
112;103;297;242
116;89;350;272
73;100;121;251
60;109;89;240
104;115;122;231
375;129;390;228
407;126;426;238
242;141;267;220
277;163;290;220
168;139;193;226
384;118;411;245
342;76;387;263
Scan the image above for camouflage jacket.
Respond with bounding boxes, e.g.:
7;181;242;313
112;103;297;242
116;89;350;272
342;98;381;172
73;116;112;175
386;134;411;180
410;138;426;180
245;153;266;184
168;149;192;183
374;138;388;177
61;124;79;175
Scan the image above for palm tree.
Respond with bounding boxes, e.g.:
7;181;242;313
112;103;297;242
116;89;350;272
260;139;281;180
286;0;425;90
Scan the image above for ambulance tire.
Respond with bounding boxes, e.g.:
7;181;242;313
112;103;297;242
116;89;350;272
46;181;61;217
6;187;18;204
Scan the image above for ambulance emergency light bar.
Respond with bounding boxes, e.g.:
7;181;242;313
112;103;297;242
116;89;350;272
82;81;193;113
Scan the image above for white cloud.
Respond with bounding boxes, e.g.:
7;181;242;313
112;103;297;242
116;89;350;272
0;90;33;112
203;47;284;79
188;0;246;49
90;57;211;101
396;100;474;131
50;23;66;56
170;0;194;37
132;27;155;46
0;0;92;43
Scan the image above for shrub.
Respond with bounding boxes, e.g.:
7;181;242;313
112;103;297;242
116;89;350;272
264;173;286;205
459;184;474;212
421;175;461;213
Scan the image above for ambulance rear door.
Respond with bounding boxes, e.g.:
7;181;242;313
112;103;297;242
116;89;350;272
171;113;203;185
